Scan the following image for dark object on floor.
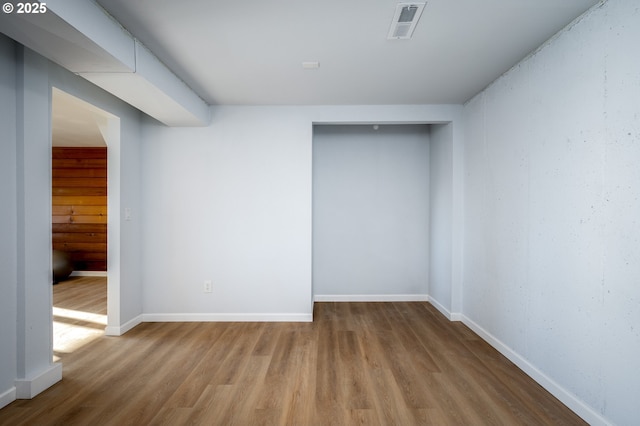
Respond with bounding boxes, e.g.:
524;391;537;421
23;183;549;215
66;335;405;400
52;250;73;283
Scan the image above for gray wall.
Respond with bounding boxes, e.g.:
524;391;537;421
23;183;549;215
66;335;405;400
140;107;314;319
0;35;18;405
462;0;640;423
428;123;453;310
15;43;55;395
0;34;144;406
138;104;460;320
312;124;430;298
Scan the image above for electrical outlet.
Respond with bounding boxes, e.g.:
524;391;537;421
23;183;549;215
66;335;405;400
203;280;212;293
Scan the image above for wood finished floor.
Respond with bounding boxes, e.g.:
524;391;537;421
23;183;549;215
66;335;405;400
0;277;586;425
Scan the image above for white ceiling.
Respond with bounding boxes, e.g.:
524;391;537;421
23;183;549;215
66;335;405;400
52;89;109;147
96;0;599;106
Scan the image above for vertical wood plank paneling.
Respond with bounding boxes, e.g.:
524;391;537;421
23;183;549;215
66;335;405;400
52;147;107;271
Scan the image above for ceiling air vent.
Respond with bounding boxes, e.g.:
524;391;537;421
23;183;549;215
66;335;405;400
387;3;426;40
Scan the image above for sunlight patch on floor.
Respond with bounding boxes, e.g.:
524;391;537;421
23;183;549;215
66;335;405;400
53;306;106;361
53;306;107;326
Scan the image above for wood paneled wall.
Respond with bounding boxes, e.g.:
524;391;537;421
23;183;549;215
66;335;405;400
52;147;107;271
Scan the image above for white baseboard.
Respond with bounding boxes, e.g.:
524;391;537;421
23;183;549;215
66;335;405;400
449;312;463;321
314;294;429;302
0;386;16;409
70;271;107;277
15;363;62;399
461;315;610;426
427;296;453;320
106;312;316;332
142;313;313;322
105;314;143;336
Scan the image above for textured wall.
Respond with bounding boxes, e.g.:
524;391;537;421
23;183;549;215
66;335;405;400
462;1;640;424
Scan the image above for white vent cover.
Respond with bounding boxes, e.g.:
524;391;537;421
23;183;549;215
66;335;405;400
387;3;426;40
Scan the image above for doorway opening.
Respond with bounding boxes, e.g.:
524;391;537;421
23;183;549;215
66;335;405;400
51;88;119;361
